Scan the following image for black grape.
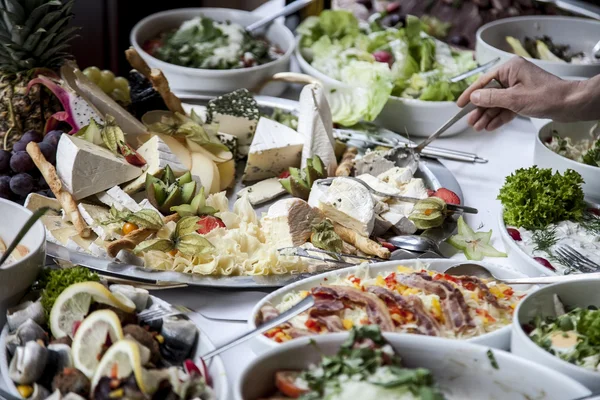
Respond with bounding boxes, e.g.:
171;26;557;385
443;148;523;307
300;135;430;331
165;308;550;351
9;173;34;197
21;130;43;144
0;150;10;173
38;175;49;189
38;142;56;164
12;140;28;152
0;175;11;199
43;130;64;148
10;151;35;173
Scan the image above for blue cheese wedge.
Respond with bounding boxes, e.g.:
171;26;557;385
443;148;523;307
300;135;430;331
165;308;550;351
207;89;259;157
317;178;375;237
237;177;287;205
243;118;304;182
24;193;61;215
121;135;189;194
298;84;337;176
56;135;143;200
77;203;122;241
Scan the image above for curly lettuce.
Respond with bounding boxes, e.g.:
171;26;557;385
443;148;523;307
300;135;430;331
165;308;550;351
498;166;586;230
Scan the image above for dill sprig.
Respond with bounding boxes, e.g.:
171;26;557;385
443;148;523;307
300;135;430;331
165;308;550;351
581;211;600;236
532;227;558;254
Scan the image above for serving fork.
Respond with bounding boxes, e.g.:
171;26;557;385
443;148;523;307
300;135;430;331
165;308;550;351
139;304;246;323
554;244;600;273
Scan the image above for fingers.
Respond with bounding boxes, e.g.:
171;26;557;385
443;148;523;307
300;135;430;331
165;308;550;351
469;87;516;110
473;108;503;131
487;110;516;131
456;67;500;107
467;107;486;126
467;108;515;131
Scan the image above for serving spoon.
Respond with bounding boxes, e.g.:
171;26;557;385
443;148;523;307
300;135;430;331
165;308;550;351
246;0;314;33
443;262;600;284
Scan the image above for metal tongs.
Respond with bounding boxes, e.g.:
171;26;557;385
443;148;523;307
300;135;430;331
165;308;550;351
318;177;478;214
278;247;379;265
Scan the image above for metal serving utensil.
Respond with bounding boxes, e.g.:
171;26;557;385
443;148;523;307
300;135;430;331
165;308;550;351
0;207;48;267
444;262;600;284
449;57;500;83
386;235;444;257
317;177;478;214
278;247;377;265
414;79;503;153
245;0;313;33
534;0;600;20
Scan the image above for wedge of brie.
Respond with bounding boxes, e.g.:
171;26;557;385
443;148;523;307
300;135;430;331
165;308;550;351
297;84;337;176
317;178;375;237
237;177;286;206
261;198;323;248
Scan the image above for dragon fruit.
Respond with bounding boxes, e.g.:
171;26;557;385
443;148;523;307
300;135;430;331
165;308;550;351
27;75;103;134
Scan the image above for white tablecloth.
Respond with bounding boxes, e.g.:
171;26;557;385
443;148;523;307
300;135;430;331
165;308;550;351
153;115;540;397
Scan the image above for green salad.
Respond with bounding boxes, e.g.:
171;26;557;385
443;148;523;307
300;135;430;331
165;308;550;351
528;297;600;372
146;16;282;70
270;326;444;399
297;10;477;126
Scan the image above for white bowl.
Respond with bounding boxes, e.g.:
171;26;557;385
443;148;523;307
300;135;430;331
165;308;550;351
0;199;45;327
497;209;554;277
236;332;591;400
295;46;468;137
0;294;229;399
534;120;600;203
476;16;600;78
248;258;532;353
512;280;600;391
130;8;296;96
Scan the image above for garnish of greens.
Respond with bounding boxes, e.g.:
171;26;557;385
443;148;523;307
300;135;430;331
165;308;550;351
529;305;600;371
448;216;507;261
545;128;600;168
486;349;499;370
297;325;444;400
38;267;100;316
101;207;164;230
134;216;214;256
151;16;279;70
310;219;343;254
498;166;586;230
582;211;600;236
297;11;477;125
532;227;558;255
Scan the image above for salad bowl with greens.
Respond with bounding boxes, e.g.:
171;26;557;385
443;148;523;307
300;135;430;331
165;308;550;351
295;10;479;136
131;8;295;96
512;280;600;391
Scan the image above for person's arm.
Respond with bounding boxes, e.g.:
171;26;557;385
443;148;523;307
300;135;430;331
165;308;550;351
456;57;600;131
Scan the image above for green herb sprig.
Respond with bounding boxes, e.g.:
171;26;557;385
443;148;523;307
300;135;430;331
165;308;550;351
39;267;100;316
532;227;558;254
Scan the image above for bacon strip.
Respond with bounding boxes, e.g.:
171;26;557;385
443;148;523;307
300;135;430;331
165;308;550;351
312;286;395;332
367;286;441;336
315;315;345;332
259;304;280;323
455;276;509;310
395;272;474;332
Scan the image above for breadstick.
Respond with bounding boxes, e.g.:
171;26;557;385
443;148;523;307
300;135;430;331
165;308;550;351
335;147;358;177
106;213;180;258
333;223;390;259
26;142;91;238
125;47;152;78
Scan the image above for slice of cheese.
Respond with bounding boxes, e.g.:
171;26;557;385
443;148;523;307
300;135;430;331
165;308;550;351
138;199;162;216
41;215;70;231
77;203;122;241
261;198;323;248
377;167;414;189
25;193;61;214
318;178;375;237
97;186;142;212
66;232;98;254
237;177;286;205
379;210;417;235
190;151;218;194
307;180;328;209
56;135;143;200
243;118;304;182
89;238;109;258
121;135;189;194
298;84;337;176
356;174;400;202
217;159;236;191
46;226;79;245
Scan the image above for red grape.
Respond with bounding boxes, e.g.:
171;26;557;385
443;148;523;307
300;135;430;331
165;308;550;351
9;173;34;197
10;151;35;173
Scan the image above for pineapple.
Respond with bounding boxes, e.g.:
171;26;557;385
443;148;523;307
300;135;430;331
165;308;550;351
0;0;78;150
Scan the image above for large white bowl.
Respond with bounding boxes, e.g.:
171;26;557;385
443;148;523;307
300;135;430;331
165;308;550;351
130;8;296;96
512;280;600;391
248;258;532;353
476;16;600;78
0;294;229;399
534;120;600;203
236;332;592;400
0;199;45;327
295;46;468;137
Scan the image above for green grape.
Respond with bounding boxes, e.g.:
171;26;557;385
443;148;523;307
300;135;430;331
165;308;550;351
111;88;130;104
83;66;102;83
114;77;130;92
98;70;116;93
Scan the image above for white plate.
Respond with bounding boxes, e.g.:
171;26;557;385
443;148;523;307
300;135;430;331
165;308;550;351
294;45;469;138
0;294;228;399
236;332;592;400
248;258;532;353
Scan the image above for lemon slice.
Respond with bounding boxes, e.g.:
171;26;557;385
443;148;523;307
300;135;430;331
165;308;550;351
50;281;136;339
91;339;147;393
72;310;124;378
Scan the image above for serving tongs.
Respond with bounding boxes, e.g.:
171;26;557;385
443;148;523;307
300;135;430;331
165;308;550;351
278;247;377;265
318;177;478;214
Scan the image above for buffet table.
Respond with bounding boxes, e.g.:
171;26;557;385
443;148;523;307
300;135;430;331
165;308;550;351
152;115;539;395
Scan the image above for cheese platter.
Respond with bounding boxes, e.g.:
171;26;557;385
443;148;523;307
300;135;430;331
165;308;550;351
10;52;471;288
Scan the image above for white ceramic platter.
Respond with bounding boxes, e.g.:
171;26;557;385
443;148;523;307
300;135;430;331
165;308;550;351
248;258;532;353
0;294;228;400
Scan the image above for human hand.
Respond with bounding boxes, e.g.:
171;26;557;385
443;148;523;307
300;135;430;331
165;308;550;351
456;56;583;131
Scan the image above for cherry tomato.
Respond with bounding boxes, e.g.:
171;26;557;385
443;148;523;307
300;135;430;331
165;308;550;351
275;371;306;398
122;222;138;235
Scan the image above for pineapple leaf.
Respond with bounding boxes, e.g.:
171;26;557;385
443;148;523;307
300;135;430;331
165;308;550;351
2;0;25;23
32;9;63;36
32;32;55;57
22;27;45;53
